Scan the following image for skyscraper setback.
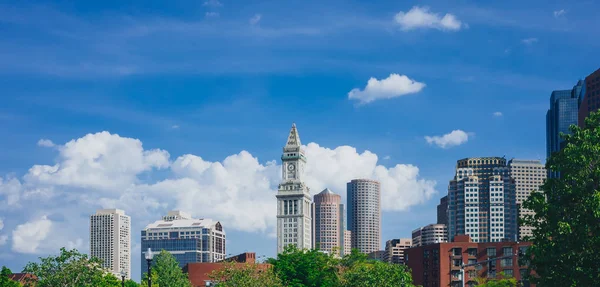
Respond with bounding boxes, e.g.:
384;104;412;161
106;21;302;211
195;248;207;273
347;179;381;254
546;81;584;160
90;209;131;279
447;157;518;243
312;188;345;256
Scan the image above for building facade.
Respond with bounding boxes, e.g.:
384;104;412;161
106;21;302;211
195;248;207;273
437;196;448;225
406;235;534;287
547;81;584;160
412;224;448;247
90;209;131;279
276;123;313;253
347;179;381;254
384;238;412;264
312;188;345;256
367;250;386;261
508;159;546;240
579;68;600;126
447;157;518;243
140;211;225;279
344;230;352;255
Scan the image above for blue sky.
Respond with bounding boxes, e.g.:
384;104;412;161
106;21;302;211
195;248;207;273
0;0;599;281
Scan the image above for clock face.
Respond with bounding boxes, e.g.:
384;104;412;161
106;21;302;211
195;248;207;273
287;163;296;171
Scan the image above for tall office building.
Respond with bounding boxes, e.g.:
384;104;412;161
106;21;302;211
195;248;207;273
384;238;412;264
90;209;131;279
312;188;345;256
437;196;448;225
447;157;518;243
508;159;546;240
411;223;447;247
579;68;600;126
344;230;352;255
547;81;584;160
347;179;381;254
276;123;312;253
141;211;225;279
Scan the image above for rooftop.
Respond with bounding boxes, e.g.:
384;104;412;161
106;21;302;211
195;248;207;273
144;218;222;231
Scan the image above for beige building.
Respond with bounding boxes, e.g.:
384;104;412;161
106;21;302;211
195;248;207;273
90;209;131;279
347;179;381;254
412;223;447;247
384;238;412;264
508;159;546;240
344;230;352;255
312;188;345;256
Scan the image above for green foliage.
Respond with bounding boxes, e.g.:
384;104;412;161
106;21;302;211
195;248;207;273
208;262;283;287
341;261;415;287
151;250;192;287
476;273;518;287
22;247;122;287
124;279;140;287
267;245;340;287
339;249;367;268
141;270;159;287
522;110;600;286
0;266;22;287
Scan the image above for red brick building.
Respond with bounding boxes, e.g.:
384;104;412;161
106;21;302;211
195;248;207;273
579;68;600;126
406;235;533;287
183;252;271;287
7;273;38;286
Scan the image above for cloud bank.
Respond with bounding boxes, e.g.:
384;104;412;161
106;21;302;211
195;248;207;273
425;130;471;148
394;6;464;31
348;73;425;104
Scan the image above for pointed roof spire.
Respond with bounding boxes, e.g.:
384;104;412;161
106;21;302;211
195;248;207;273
318;188;335;195
285;123;301;147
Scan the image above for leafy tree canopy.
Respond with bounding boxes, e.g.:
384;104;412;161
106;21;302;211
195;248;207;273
1;266;22;287
341;260;415;287
149;250;191;287
208;262;282;287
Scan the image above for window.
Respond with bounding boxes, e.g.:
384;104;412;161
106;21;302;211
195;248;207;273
487;247;496;257
503;247;513;256
453;259;462;267
453;248;462;256
501;258;513;267
467;248;477;256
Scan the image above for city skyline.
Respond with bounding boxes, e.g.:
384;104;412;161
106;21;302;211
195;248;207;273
1;0;599;282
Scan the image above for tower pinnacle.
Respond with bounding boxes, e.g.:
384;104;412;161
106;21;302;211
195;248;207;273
286;123;302;147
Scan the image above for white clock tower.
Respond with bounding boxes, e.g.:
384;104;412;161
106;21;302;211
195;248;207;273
276;123;312;253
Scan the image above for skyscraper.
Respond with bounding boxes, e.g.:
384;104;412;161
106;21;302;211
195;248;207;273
578;68;600;126
384;238;412;264
140;211;225;279
447;157;518;243
547;81;584;160
276;123;312;253
312;188;345;256
343;230;352;255
508;159;546;240
347;179;381;254
411;224;447;247
436;195;448;225
90;209;131;279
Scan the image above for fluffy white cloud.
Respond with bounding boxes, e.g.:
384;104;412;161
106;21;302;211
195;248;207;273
493;111;503;117
348;73;425;104
4;131;436;254
0;176;22;207
522;38;538;45
249;14;262;25
12;216;53;254
425;130;471;148
394;6;464;31
37;139;56;148
553;9;566;17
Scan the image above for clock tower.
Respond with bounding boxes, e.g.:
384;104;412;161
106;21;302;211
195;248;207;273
276;123;312;253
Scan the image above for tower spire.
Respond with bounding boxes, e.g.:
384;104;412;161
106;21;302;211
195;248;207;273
285;123;301;147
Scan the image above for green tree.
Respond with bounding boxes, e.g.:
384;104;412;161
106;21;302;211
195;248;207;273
149;250;192;287
0;266;22;287
522;110;600;286
341;261;415;287
208;262;282;287
267;245;340;287
22;247;121;287
124;279;140;287
475;273;518;287
141;270;159;287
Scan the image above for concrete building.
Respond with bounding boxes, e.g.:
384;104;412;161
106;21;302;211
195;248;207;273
141;211;225;279
508;159;546;240
447;157;518;243
547;81;584;160
347;179;381;254
412;224;448;247
90;209;131;279
406;235;534;287
437;195;448;225
384;238;412;264
367;250;386;261
312;188;345;256
344;230;352;255
276;123;313;253
579;68;600;126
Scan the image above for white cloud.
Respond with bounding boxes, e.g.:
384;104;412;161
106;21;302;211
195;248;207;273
203;0;222;7
205;12;220;17
0;176;22;207
553;9;566;18
0;218;3;230
37;139;56;148
425;130;471;148
522;38;538;45
493;111;503;117
348;73;425;104
171;125;180;129
3;131;437;253
12;216;52;254
394;6;464;31
249;14;262;25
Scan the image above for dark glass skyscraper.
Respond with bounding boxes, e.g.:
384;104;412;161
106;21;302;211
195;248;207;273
578;68;600;126
546;81;584;160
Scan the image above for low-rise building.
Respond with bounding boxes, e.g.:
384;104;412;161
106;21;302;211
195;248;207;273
384;238;412;264
412;224;448;247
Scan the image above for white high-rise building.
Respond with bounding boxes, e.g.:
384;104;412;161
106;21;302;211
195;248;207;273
276;123;312;253
347;179;381;254
412;223;448;247
508;159;546;240
90;209;131;279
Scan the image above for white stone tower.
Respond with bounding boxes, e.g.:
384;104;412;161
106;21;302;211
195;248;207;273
276;123;312;253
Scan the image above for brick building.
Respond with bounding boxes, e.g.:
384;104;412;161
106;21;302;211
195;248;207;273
183;252;271;287
406;235;533;287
